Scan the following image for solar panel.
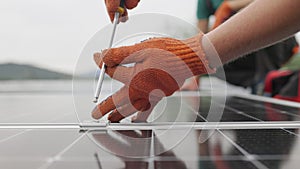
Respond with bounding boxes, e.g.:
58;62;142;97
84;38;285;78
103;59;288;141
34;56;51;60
0;78;300;169
1;90;300;169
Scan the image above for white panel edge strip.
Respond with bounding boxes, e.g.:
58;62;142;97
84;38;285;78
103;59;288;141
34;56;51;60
1;122;300;130
236;94;300;108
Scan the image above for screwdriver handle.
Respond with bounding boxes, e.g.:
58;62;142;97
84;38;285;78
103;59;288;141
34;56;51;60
117;0;126;15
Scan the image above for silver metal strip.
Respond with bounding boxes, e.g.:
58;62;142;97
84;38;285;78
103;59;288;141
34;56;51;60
175;91;300;108
2;122;300;130
0;123;79;129
236;94;300;108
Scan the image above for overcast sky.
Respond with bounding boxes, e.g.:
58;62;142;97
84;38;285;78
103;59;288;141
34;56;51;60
0;0;299;74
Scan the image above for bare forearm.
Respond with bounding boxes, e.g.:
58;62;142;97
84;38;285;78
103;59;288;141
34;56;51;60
228;0;253;11
206;0;300;67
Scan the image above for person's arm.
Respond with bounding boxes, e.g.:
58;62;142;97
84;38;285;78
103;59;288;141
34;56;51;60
196;0;212;33
227;0;253;12
94;0;300;122
198;19;209;34
211;0;253;30
206;0;300;67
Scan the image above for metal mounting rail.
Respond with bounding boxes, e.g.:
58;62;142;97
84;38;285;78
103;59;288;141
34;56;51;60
1;122;300;130
0;123;79;129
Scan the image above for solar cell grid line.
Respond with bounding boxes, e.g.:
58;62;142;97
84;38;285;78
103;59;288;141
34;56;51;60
210;100;264;122
211;97;300;123
222;105;262;121
0;129;30;144
231;98;300;119
179;95;261;123
209;97;300;138
183;99;248;123
94;153;103;169
218;128;300;168
191;107;269;169
0;128;36;150
192;109;207;122
175;100;205;122
201;99;261;122
279;127;300;139
0;109;79;158
37;132;86;169
218;130;269;169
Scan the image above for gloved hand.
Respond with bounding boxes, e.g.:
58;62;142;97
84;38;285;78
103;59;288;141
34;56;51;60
212;1;234;30
92;33;215;122
104;0;140;22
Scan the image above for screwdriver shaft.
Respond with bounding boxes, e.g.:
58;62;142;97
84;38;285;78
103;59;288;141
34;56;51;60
93;12;120;103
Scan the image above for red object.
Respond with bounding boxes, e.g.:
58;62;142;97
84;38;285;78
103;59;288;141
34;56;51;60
264;70;293;94
264;70;300;103
293;46;299;54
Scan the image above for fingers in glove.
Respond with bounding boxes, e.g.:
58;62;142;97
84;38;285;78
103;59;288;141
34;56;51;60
106;63;143;84
93;52;103;67
95;38;164;68
101;44;153;67
94;52;142;84
105;0;138;23
92;87;129;119
132;101;159;123
106;66;134;84
108;99;148;122
125;0;140;9
119;9;128;23
94;51;138;69
105;0;121;22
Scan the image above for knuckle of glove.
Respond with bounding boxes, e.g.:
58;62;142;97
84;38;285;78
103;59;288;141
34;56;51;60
102;49;118;67
125;0;140;9
93;53;103;67
106;0;119;12
129;69;178;99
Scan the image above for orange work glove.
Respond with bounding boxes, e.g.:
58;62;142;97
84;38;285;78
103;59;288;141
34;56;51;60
212;1;234;30
92;33;215;122
105;0;140;22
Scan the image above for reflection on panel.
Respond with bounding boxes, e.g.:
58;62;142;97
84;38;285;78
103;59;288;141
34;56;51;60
151;95;300;123
198;96;300;122
220;129;300;169
1;94;300;169
221;129;297;156
88;129;259;169
0;129;82;169
2;128;300;169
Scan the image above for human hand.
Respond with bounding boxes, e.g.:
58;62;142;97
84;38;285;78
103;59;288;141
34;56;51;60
212;2;234;30
92;33;215;122
104;0;140;22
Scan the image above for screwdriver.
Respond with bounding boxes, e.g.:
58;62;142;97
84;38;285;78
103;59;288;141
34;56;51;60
93;0;125;103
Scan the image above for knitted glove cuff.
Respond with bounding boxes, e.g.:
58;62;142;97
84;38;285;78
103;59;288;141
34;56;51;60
165;33;216;77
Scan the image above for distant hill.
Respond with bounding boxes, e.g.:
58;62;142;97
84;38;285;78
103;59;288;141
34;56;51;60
80;70;109;79
0;63;72;80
